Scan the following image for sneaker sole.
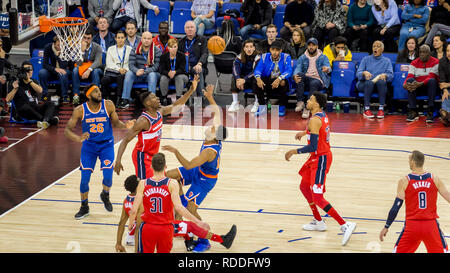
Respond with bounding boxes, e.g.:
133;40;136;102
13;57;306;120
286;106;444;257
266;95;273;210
342;223;357;246
363;114;375;119
302;226;327;232
74;212;90;220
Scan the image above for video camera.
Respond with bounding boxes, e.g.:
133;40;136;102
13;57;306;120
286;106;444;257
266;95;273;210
7;64;32;82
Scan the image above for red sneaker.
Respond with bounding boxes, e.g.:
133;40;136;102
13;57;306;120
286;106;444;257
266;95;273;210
376;109;385;119
363;110;374;118
0;136;8;143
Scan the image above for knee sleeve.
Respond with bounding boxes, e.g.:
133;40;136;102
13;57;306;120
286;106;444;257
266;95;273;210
80;169;92;194
102;167;113;188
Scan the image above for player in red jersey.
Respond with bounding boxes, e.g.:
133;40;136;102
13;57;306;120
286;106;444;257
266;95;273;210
379;150;450;253
115;174;237;252
114;75;200;179
285;91;357;246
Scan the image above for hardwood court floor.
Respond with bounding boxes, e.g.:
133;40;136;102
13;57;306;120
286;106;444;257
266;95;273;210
0;124;448;253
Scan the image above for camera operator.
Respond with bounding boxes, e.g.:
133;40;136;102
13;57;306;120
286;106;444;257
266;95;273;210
6;61;59;129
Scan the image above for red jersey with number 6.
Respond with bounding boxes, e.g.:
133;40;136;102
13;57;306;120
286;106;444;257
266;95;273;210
141;177;174;225
306;111;331;156
405;172;438;220
134;111;163;155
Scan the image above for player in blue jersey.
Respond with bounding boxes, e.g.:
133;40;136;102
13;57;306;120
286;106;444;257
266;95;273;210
65;84;134;220
162;84;228;252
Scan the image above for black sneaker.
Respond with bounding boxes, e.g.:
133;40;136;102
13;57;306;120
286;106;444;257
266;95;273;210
426;112;434;123
118;99;130;109
406;111;419;122
100;191;113;212
49;116;59;126
184;238;197;251
220;224;237;249
74;205;89;220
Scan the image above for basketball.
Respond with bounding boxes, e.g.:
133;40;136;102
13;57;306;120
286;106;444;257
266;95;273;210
207;36;226;55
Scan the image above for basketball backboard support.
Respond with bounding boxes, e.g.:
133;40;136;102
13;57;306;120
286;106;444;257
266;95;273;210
9;0;67;45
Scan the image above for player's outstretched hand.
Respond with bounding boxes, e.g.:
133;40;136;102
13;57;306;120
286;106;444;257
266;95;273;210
203;84;214;99
162;145;178;154
80;132;90;142
126;119;136;130
285;149;297;161
115;243;126;253
114;161;124;175
379;227;388;242
295;131;305;141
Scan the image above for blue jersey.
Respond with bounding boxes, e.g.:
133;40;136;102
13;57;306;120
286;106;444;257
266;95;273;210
81;100;114;143
199;141;222;179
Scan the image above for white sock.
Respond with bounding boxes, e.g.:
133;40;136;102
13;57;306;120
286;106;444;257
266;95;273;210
232;93;238;103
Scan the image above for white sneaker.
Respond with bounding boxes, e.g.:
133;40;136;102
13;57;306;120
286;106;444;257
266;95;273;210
302;219;327;231
302;108;311;119
126;233;135;246
228;101;240;112
295;101;305;112
251;102;259;113
341;221;357;246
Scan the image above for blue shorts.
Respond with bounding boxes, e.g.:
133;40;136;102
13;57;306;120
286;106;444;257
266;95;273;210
177;166;217;207
80;139;115;172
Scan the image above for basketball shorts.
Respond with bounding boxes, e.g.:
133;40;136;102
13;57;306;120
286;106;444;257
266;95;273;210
132;149;154;179
299;152;332;194
394;219;448;253
80;139;115;172
138;222;174;253
177;166;217;207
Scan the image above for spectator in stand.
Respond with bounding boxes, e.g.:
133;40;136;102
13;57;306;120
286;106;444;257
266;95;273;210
219;19;242;55
280;0;314;42
153;21;176;55
6;61;59;129
119;32;162;109
253;40;292;117
396;36;420;64
344;0;375;52
293;37;331;118
256;24;295;57
404;45;439;123
101;30;132;105
356;41;393;119
398;0;430;52
431;34;447;60
111;0;160;33
229;39;260;113
72;29;103;106
93;17;116;63
191;0;217;36
290;27;307;60
323;36;352;68
124;20;141;51
311;0;347;47
239;0;273;41
424;0;450;46
159;39;189;106
439;43;450;126
87;0;114;30
38;36;71;104
372;0;401;53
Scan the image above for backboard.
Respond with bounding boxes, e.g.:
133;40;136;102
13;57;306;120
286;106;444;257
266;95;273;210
9;0;67;45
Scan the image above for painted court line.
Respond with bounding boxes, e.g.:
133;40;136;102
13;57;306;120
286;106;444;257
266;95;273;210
0;128;43;152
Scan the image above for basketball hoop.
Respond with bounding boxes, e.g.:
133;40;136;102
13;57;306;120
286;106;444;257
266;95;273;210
39;16;88;62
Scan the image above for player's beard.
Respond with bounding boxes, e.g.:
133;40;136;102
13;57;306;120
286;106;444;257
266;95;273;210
91;96;102;104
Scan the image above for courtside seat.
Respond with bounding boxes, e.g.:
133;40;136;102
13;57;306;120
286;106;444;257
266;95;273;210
331;61;357;98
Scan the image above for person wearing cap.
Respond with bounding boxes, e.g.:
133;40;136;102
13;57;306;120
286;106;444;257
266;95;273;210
253;40;293;117
293;37;331;118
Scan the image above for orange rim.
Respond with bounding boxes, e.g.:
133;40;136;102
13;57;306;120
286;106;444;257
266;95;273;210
39;16;88;32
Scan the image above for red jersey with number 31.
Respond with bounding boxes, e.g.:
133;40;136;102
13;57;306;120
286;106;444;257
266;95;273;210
405;172;438;220
141;177;174;225
306;111;331;156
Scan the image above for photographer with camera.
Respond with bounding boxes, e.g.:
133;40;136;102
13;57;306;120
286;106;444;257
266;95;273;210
6;61;59;129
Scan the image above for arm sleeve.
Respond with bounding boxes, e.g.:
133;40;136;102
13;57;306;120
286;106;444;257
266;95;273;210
384;198;403;228
296;133;318;154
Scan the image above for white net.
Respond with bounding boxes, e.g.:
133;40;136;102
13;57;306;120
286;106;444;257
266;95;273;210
51;17;88;62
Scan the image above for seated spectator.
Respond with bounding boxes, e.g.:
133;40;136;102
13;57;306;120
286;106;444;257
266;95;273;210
311;0;347;47
119;32;161;109
344;0;375;52
124;20;141;51
439;42;450;126
219;19;242;55
72;29;104;106
290;27;307;60
398;0;430;52
356;40;393;119
191;0;217;36
101;31;132;105
256;24;295;57
229;39;260;113
293;37;331;118
372;0;401;53
404;45;439;123
153;21;176;55
111;0;159;33
431;34;447;59
38;37;70;104
93;17;116;62
396;36;420;64
6;61;59;129
159;39;189;106
323;36;352;68
87;0;114;31
280;0;314;42
424;0;450;46
239;0;273;41
254;40;292;117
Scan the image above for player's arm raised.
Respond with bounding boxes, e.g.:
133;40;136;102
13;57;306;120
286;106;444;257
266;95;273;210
64;105;89;142
203;84;222;127
106;100;135;129
161;74;200;116
379;177;408;241
285;117;321;161
162;145;216;170
435;175;450;203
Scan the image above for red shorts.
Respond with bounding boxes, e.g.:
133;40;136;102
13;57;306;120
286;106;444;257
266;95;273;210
394;219;448;253
132;149;154;180
299;152;332;194
138;222;174;253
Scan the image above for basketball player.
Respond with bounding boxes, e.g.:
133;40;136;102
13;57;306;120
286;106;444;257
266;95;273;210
128;153;211;253
162;84;227;252
115;174;237;252
65;84;134;220
379;150;450;253
284;91;357;246
114;74;200;180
